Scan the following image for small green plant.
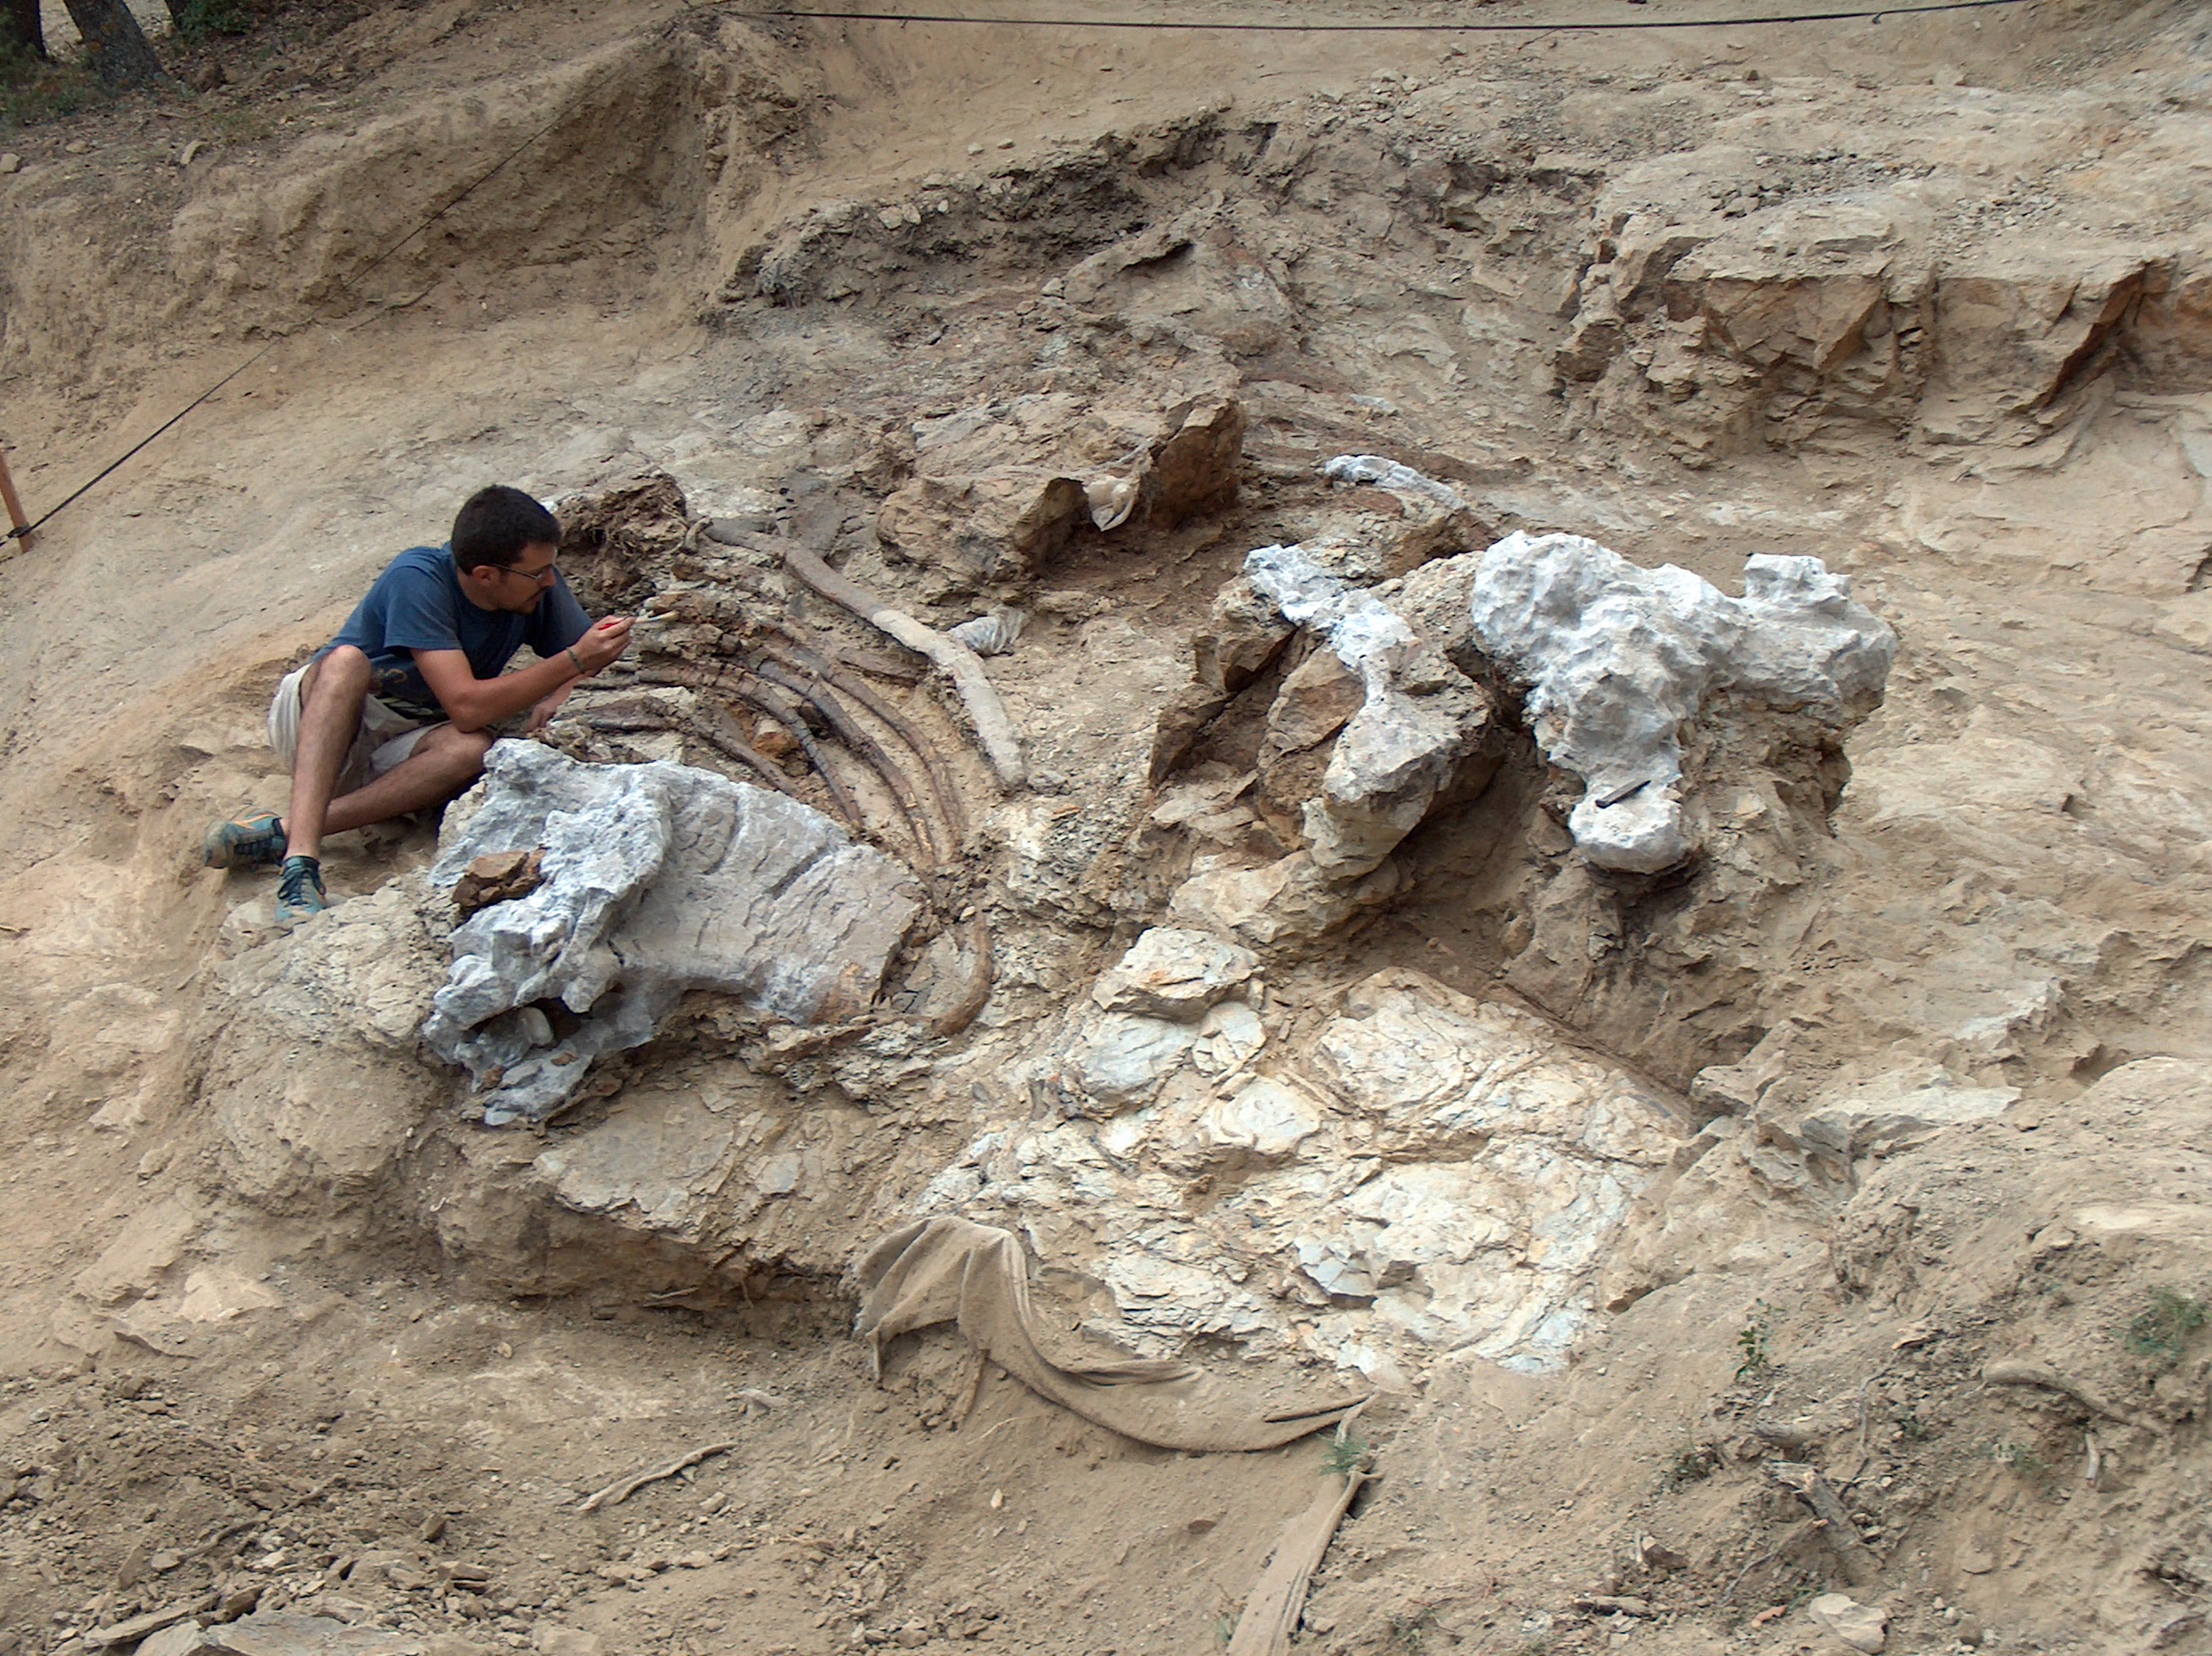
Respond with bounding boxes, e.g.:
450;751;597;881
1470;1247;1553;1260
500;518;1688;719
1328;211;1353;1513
1661;1443;1721;1491
174;0;252;42
1896;1407;1933;1441
0;39;103;129
1321;1431;1371;1478
1734;1301;1774;1380
1990;1439;2047;1480
2125;1287;2208;1365
1385;1607;1438;1652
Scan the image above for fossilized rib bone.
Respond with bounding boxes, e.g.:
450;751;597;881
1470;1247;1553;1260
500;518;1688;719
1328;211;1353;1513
784;540;1026;792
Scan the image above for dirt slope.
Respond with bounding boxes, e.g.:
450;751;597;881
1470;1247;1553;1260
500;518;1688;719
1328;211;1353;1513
3;1;2212;1653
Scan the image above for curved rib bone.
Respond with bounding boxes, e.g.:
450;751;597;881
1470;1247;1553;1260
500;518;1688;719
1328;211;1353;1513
641;663;863;832
753;635;970;854
574;702;806;802
783;541;1026;792
751;655;944;869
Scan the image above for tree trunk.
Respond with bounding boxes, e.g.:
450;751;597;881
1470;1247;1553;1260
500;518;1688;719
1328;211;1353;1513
3;0;47;59
60;0;164;86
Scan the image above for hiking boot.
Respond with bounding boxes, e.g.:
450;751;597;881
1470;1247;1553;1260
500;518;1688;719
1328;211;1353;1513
204;808;287;870
273;855;327;927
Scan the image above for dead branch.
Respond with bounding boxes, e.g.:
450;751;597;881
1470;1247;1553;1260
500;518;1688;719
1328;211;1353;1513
576;1441;740;1514
1982;1358;2153;1431
1762;1461;1880;1588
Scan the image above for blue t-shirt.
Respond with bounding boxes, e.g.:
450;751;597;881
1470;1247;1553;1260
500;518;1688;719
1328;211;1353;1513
323;545;592;722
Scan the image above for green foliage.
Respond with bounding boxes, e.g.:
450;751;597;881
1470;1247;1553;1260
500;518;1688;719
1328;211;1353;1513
1661;1443;1721;1491
1734;1300;1774;1381
1321;1431;1371;1478
1385;1607;1439;1652
2125;1287;2208;1365
1990;1439;2047;1480
1895;1407;1933;1441
174;0;252;42
0;38;102;129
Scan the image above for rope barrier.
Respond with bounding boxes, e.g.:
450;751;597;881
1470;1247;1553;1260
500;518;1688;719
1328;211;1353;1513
731;0;2031;32
5;104;572;546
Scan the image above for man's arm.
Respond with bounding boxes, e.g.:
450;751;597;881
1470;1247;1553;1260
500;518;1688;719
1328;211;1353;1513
413;615;634;732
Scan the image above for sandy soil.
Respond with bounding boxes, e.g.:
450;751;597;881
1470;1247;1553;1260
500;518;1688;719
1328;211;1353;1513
3;1;2212;1653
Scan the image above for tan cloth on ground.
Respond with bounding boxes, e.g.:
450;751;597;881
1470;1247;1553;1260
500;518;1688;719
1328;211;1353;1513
852;1216;1367;1453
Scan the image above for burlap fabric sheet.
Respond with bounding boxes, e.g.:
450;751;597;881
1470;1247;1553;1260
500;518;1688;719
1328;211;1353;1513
853;1217;1367;1453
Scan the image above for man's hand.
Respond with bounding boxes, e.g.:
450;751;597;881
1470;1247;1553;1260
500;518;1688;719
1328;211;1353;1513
572;615;634;674
527;680;576;736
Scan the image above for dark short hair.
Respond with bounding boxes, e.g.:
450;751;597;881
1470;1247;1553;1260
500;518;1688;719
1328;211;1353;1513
451;485;561;573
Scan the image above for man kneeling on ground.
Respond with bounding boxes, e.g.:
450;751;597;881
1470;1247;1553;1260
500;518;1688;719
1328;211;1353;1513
205;485;634;926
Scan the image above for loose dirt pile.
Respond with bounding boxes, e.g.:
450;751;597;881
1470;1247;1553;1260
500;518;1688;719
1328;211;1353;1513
3;1;2211;1653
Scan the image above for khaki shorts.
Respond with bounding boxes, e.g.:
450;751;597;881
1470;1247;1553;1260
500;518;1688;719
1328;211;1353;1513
267;659;442;794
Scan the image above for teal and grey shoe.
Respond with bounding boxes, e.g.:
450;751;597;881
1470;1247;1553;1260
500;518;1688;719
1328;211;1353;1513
204;809;287;870
273;855;327;927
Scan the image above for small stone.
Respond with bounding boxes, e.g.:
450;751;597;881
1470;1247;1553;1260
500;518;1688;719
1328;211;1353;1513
65;139;90;155
452;848;545;917
529;1625;605;1656
1092;927;1260;1020
0;153;21;175
137;1625;211;1656
1805;1592;1887;1653
1635;1534;1687;1571
751;720;801;764
894;1627;927;1649
177;140;204;167
84;1603;199;1647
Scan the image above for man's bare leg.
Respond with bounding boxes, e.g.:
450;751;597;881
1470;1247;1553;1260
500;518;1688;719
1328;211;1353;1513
322;723;495;836
285;646;374;864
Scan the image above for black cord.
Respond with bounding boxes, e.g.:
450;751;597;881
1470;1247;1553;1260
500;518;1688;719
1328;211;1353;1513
6;104;573;545
728;0;2030;32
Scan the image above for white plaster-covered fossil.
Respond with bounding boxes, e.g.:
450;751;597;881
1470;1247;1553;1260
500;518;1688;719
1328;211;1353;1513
421;741;921;1126
1244;541;1490;878
1470;531;1896;874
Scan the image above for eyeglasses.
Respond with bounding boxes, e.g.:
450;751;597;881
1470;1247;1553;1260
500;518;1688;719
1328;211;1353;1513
502;561;559;587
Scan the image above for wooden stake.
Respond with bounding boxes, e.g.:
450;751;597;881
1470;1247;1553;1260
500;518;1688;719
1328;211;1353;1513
0;448;31;551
